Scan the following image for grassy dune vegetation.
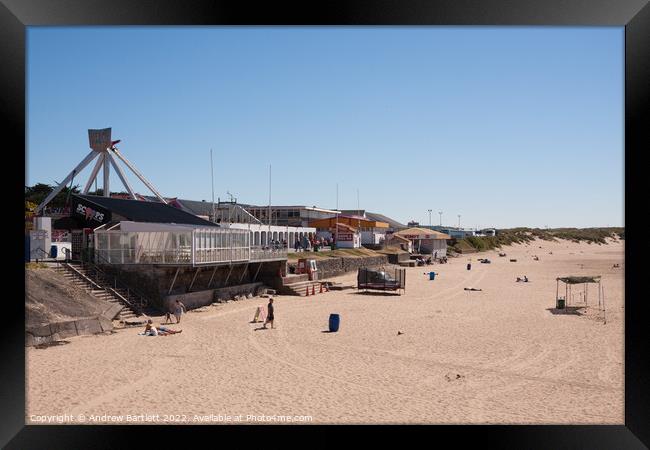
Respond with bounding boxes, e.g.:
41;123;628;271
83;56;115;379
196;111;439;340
450;227;624;253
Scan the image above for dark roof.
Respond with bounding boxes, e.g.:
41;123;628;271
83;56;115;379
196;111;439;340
176;199;215;216
341;209;365;216
365;212;407;229
75;194;217;227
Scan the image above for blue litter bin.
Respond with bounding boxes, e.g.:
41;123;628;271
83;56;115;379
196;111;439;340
429;272;436;280
329;314;340;332
50;245;58;259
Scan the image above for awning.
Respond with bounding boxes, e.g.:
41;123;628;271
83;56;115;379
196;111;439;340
557;276;601;284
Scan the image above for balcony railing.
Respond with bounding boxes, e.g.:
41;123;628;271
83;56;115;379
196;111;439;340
250;246;288;261
94;229;288;266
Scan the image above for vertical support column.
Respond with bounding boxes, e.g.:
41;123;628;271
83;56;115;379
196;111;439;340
103;152;111;197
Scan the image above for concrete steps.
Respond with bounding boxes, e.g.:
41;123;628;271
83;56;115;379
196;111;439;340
60;263;142;320
282;280;328;297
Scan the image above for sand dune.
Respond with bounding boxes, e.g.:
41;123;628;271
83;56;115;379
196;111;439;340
26;238;624;424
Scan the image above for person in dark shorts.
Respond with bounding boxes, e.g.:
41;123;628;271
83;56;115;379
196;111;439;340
262;298;275;329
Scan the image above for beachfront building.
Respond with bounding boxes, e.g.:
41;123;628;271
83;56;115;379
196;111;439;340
395;227;450;257
477;228;496;237
54;194;289;312
309;215;389;247
228;223;316;251
241;205;341;227
313;222;361;249
384;233;413;253
104;196;318;251
326;210;390;246
340;209;406;235
428;225;477;239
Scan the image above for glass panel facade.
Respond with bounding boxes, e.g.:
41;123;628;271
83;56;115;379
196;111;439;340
95;227;285;265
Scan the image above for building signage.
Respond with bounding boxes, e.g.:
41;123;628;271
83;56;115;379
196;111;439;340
88;128;112;152
71;197;111;226
337;233;353;241
402;234;432;239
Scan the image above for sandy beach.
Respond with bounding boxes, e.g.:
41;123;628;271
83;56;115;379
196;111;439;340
26;238;624;424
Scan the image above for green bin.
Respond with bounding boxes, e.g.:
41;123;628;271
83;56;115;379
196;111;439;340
556;298;566;309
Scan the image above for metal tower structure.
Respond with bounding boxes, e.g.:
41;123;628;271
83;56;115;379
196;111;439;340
35;128;167;214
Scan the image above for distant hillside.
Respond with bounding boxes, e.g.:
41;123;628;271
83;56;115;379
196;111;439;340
449;227;624;253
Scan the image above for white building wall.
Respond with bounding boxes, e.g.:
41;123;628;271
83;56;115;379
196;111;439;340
228;223;315;246
360;230;385;245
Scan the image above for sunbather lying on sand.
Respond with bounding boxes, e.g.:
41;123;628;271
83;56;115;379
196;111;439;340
464;287;482;291
140;319;182;336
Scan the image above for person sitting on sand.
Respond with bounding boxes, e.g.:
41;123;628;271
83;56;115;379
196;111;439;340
143;319;158;335
142;320;182;336
523;275;529;282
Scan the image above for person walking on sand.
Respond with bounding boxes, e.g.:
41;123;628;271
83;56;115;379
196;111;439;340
173;298;187;323
262;298;275;329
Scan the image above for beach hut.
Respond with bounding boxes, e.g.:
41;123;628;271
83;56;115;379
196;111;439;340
313;222;361;248
395;227;450;257
555;275;606;323
309;215;389;246
384;233;413;253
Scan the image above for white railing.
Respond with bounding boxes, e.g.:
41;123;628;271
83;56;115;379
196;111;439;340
250;246;288;261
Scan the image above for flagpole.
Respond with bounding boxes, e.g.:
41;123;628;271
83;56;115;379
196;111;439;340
268;164;271;246
210;148;215;223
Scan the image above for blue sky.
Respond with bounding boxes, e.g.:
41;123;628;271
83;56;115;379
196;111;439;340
27;27;623;228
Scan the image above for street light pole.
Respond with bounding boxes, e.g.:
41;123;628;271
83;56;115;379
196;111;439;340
427;209;432;228
438;211;442;226
458;214;461;229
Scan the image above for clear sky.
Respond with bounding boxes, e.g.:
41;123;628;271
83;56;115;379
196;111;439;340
27;27;623;229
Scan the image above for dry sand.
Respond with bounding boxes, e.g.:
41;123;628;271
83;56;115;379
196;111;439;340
26;238;624;424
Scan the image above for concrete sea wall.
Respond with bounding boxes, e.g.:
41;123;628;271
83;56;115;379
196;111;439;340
288;255;390;279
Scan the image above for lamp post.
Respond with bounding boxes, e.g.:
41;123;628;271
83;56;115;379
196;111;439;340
427;209;432;228
458;214;461;229
438;211;442;226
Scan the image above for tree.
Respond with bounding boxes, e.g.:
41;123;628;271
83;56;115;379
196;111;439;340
24;182;81;209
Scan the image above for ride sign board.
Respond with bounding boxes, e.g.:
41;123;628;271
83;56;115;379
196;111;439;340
88;128;112;152
71;196;112;226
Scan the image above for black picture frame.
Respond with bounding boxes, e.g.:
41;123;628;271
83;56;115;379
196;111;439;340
4;1;648;447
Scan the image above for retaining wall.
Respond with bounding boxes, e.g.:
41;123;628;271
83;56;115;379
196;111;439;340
288;255;390;279
163;282;265;311
385;252;411;264
26;315;113;347
99;260;284;311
